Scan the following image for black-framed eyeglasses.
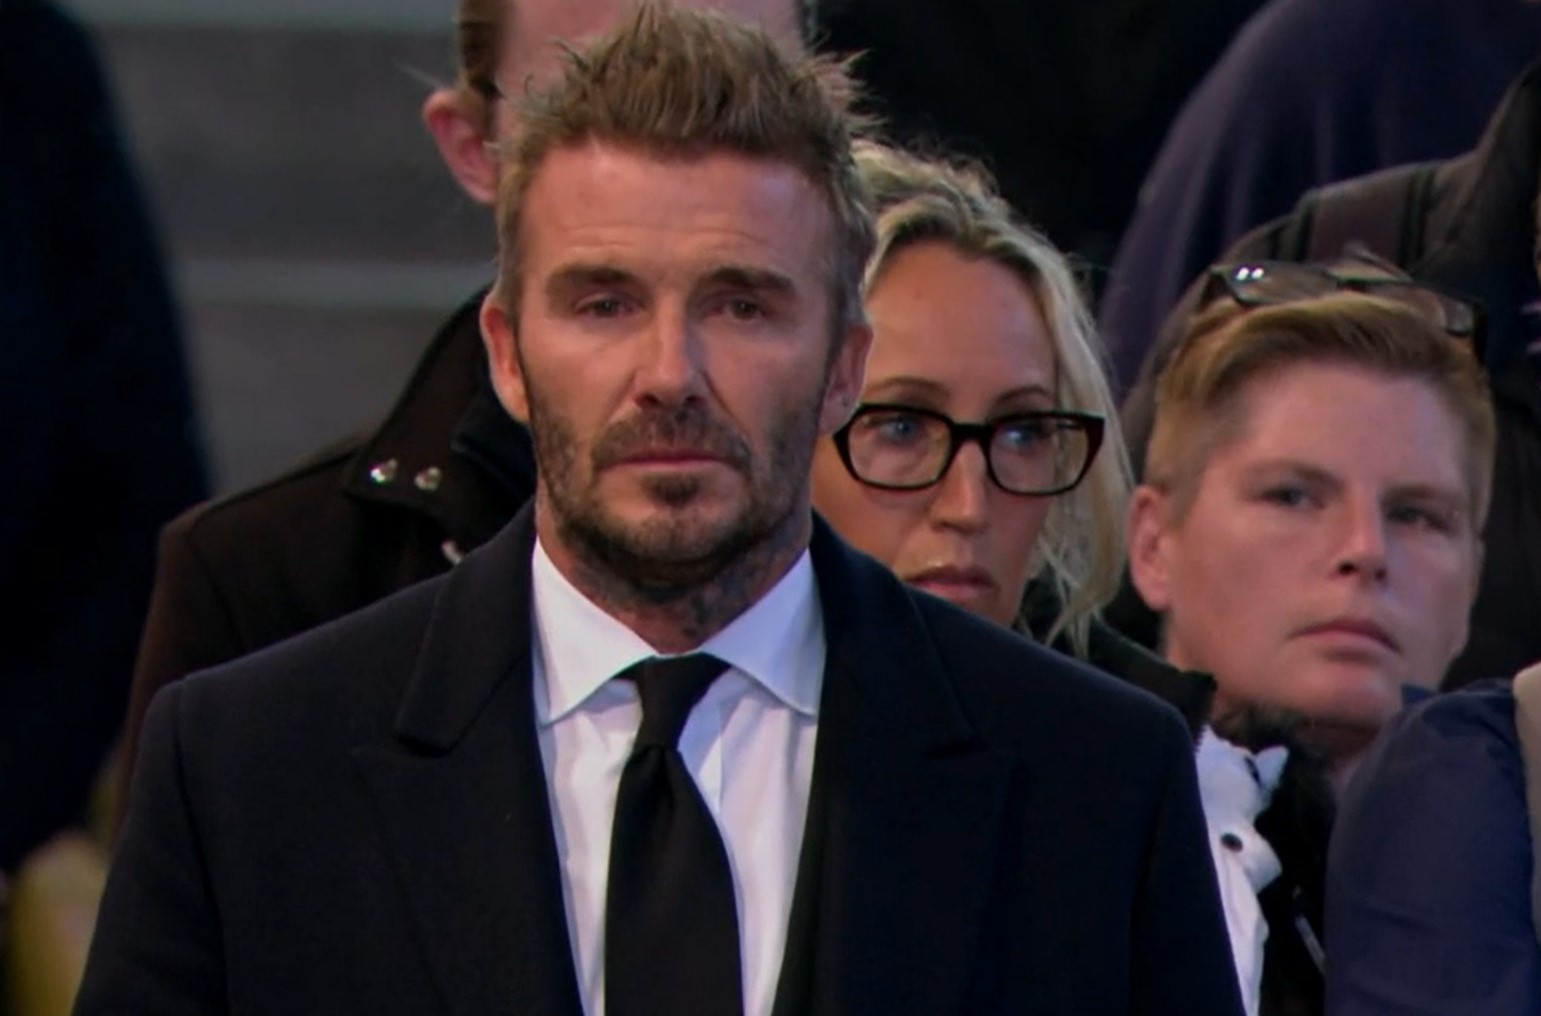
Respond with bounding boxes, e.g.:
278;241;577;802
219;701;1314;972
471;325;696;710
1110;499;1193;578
1205;261;1483;342
832;403;1105;496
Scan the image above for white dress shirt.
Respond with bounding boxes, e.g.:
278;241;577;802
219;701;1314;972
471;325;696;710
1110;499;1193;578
530;538;825;1016
1195;726;1288;1016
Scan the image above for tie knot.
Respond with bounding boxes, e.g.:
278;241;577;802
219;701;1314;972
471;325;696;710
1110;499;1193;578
621;653;729;749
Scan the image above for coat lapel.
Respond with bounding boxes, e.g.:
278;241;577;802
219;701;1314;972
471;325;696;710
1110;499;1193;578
353;507;584;1016
777;521;1013;1016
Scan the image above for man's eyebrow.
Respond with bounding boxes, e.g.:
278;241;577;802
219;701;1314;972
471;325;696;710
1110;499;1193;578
543;263;638;301
701;264;797;296
1241;459;1343;491
1385;481;1469;509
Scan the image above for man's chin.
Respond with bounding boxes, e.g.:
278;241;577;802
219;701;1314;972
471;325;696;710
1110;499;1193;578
563;504;748;584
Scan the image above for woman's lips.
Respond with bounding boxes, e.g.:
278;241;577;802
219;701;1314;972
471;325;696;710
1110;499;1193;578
1296;617;1400;654
904;565;998;606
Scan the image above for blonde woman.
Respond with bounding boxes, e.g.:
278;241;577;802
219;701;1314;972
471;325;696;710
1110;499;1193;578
811;142;1212;730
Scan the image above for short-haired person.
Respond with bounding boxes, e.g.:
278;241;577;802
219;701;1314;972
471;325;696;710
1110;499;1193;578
77;9;1243;1015
118;0;811;813
1127;285;1494;1015
811;142;1214;731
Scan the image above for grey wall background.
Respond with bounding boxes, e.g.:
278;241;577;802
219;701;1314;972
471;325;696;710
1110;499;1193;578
67;0;494;492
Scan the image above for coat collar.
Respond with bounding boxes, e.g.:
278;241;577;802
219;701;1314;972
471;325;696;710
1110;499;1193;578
339;289;535;550
780;518;1012;1016
356;507;1010;1016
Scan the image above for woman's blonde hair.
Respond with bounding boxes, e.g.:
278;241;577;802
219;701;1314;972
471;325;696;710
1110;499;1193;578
855;141;1133;655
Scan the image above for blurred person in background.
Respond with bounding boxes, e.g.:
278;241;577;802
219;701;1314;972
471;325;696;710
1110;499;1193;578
1127;289;1494;1015
811;141;1214;734
1099;0;1541;387
0;0;206;872
117;0;811;809
818;0;1267;286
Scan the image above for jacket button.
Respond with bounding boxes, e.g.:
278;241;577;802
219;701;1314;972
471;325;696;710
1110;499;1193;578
414;466;444;493
369;459;399;485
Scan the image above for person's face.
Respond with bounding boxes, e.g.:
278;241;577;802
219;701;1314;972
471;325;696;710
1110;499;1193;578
1129;363;1483;739
481;143;868;591
811;241;1058;626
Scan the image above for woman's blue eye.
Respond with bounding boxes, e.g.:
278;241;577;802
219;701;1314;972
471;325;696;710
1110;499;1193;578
860;411;928;444
997;419;1053;450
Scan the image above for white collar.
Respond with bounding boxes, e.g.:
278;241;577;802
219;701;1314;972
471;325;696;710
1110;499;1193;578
530;537;824;726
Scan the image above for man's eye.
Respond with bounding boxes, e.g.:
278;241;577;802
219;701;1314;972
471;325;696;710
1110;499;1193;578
1261;486;1313;509
1388;502;1456;533
722;298;766;321
578;296;628;318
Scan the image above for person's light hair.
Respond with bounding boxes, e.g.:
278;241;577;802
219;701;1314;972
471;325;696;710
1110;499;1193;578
491;3;873;340
1146;292;1496;527
452;0;820;133
855;142;1133;656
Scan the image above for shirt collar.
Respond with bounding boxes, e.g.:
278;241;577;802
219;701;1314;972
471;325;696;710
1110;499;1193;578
530;538;824;725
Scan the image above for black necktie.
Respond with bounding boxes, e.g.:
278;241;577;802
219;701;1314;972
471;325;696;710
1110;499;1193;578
606;654;744;1016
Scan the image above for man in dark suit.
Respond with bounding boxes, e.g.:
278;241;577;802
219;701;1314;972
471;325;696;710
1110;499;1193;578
79;8;1244;1014
117;0;813;815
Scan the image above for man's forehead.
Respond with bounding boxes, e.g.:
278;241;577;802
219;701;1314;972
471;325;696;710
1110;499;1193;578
519;145;832;268
1204;373;1470;488
503;0;802;79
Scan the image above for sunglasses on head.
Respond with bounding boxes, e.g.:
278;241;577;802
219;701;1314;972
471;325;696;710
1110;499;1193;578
1203;257;1483;346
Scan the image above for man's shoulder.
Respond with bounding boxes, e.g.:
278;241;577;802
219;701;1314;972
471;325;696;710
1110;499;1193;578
909;591;1193;751
171;573;447;741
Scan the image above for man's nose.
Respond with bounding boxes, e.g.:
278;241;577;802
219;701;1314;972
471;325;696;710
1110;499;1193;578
1332;499;1390;582
634;306;706;407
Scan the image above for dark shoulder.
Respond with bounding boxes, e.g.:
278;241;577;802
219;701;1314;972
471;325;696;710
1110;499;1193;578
166;429;366;550
1341;680;1525;843
172;573;444;744
1377;680;1520;760
911;591;1193;753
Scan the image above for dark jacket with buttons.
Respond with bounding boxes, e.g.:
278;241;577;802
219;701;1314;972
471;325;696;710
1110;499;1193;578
119;294;535;807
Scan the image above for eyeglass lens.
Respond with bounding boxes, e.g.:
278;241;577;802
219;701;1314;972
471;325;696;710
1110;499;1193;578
845;408;1093;494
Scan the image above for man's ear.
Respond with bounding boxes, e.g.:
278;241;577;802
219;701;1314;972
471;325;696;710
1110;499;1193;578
423;87;498;206
817;322;872;435
480;290;530;422
1127;484;1176;613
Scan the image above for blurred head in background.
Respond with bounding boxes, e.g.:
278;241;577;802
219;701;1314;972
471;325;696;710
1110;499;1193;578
422;0;812;205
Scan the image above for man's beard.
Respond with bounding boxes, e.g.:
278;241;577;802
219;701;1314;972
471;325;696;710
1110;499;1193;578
526;383;823;602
